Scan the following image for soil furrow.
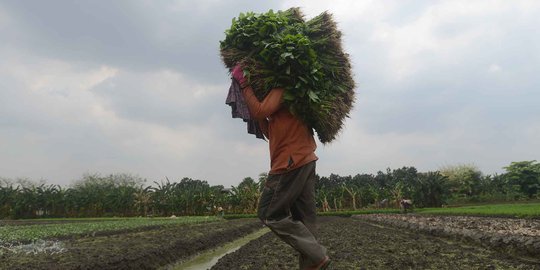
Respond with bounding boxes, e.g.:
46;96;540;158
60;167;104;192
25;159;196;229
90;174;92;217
0;219;262;270
211;216;540;270
355;214;540;259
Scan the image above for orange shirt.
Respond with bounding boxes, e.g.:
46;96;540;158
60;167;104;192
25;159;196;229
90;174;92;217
242;86;318;174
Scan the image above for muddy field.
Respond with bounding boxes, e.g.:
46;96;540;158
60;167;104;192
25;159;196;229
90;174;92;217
355;214;540;258
212;216;540;270
0;219;262;270
2;215;539;270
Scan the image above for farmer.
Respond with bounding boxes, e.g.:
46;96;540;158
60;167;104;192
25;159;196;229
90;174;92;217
232;65;330;270
400;199;413;213
379;198;388;208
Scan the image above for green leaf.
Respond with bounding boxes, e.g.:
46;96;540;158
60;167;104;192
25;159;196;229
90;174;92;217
259;25;267;37
283;91;295;101
281;52;293;58
307;90;320;102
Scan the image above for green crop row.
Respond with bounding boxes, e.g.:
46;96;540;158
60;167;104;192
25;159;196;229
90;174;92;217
0;216;221;242
223;209;402;220
416;203;540;218
317;209;402;217
224;203;540;220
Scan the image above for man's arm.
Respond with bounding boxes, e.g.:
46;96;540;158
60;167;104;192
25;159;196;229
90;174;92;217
232;64;284;120
258;118;269;139
242;86;284;120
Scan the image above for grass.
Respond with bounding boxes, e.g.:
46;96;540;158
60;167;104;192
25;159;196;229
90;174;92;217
225;203;540;220
223;213;257;220
0;216;221;242
416;202;540;218
224;209;401;220
317;209;401;217
15;217;141;222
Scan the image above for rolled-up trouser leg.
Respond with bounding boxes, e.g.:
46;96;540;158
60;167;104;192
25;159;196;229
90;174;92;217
257;161;327;268
265;217;327;267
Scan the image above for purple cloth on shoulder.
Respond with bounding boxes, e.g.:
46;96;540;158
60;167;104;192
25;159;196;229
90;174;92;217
225;79;264;139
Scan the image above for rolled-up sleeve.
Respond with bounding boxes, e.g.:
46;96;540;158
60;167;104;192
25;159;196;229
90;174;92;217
242;86;284;120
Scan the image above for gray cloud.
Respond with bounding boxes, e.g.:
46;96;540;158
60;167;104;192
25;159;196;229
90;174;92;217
1;1;539;186
1;1;276;83
340;1;540;137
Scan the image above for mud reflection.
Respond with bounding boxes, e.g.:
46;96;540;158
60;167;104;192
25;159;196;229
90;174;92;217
165;227;270;270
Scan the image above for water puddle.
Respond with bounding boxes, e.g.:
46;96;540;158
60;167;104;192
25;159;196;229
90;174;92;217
164;227;270;270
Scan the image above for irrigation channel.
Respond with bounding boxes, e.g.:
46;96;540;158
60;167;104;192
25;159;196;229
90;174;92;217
162;227;270;270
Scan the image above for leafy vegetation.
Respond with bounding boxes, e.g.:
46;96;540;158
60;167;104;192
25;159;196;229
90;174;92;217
504;161;540;198
0;216;220;242
220;8;355;143
1;160;538;219
315;169;451;211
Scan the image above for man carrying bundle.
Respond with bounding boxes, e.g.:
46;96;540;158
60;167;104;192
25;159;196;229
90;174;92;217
232;65;331;270
223;8;355;269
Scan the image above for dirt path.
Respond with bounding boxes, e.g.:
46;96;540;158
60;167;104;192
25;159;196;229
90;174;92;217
211;216;540;270
1;219;262;270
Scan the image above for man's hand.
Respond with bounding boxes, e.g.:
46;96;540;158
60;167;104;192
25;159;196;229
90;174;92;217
232;64;247;86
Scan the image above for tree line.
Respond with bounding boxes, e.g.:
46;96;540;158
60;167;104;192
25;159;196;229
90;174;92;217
1;160;538;219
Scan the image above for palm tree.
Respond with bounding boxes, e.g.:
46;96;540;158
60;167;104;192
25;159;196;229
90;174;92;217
415;172;450;207
228;177;261;214
390;181;404;208
133;186;152;216
0;179;19;218
151;179;177;216
342;184;360;210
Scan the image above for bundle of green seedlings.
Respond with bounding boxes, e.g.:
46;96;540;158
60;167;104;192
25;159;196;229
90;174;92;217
220;8;355;144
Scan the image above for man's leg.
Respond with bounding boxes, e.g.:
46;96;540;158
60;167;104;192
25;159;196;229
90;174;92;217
290;162;318;236
257;161;327;268
290;164;321;269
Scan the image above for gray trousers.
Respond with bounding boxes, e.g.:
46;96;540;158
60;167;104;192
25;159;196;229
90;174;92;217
258;161;327;269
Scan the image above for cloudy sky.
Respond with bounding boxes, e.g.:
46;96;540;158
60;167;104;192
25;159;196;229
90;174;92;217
1;0;539;187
